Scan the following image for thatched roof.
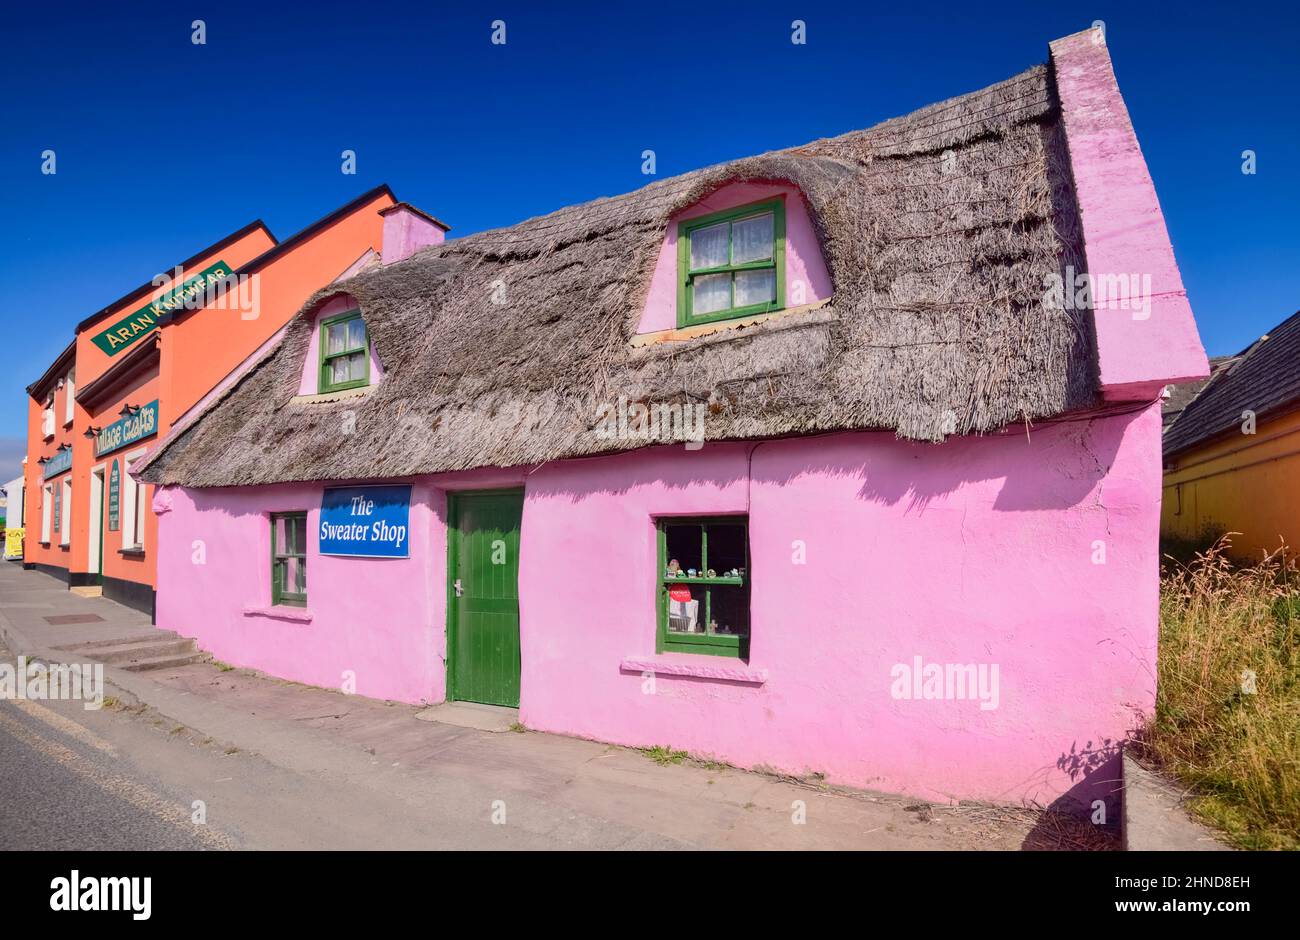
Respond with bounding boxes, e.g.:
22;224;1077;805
138;60;1099;489
1164;311;1300;458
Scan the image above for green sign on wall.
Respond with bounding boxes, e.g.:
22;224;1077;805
90;261;233;357
95;400;159;457
42;447;72;480
108;460;120;532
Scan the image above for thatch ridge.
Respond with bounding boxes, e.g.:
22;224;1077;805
139;60;1098;488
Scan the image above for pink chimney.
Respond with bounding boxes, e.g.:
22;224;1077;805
380;202;451;264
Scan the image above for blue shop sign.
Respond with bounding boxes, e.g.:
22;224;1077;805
319;485;411;558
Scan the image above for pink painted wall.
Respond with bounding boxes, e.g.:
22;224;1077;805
519;406;1161;809
153;465;528;704
1050;31;1209;400
154;479;443;703
635;182;833;334
297;295;386;396
155;402;1161;809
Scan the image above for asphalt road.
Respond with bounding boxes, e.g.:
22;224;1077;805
0;697;219;850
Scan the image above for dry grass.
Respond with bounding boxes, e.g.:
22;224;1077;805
1138;536;1300;850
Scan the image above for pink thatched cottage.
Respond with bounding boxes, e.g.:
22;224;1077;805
135;31;1207;815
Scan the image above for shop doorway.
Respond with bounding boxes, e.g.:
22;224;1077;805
446;489;523;707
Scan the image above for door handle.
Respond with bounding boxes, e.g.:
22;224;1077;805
453;579;463;598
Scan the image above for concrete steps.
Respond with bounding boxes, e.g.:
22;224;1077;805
52;630;181;652
69;586;102;598
56;633;204;671
117;651;206;672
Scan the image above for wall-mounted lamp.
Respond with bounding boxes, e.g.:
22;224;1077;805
37;456;47;465
83;426;101;439
118;403;141;418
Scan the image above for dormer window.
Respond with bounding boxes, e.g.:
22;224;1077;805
319;310;369;393
677;199;785;328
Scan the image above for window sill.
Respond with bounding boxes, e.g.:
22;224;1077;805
118;547;146;558
58;542;70;551
38;541;51;548
620;654;767;686
242;604;313;623
62;419;73;429
630;298;832;352
289;386;373;405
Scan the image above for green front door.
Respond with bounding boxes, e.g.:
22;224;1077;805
447;490;523;707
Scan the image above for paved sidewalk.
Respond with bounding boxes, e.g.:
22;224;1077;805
0;562;1109;850
0;561;154;649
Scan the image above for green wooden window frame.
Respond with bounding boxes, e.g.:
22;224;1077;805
318;310;370;394
656;515;750;658
676;199;785;329
271;511;308;607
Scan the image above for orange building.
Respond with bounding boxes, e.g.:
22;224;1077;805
24;185;443;614
1162;310;1300;559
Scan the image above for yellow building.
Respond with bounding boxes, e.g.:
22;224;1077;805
1163;310;1300;560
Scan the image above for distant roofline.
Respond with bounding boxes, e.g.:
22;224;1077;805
1166;397;1300;460
72;219;275;334
25;338;77;400
1163;308;1300;458
157;185;399;327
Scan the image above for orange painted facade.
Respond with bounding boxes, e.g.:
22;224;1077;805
24;187;397;613
25;344;76;571
1162;406;1300;560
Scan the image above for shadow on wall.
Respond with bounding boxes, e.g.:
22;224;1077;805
756;410;1133;513
526;408;1137;514
167;404;1136;528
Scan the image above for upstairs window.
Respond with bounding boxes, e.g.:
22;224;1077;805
41;395;55;439
318;310;369;393
677;200;785;328
64;369;75;425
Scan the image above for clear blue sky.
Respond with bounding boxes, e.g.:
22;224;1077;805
1;1;1296;480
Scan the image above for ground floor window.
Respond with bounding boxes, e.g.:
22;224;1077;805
41;484;52;543
58;477;71;546
271;512;307;607
656;515;750;658
121;448;148;551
